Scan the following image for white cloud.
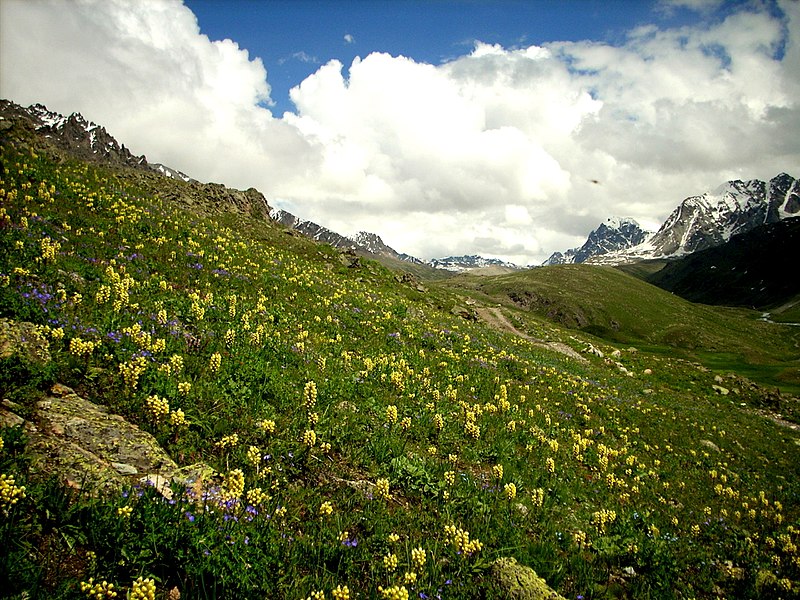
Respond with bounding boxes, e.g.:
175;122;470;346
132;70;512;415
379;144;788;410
344;33;355;44
1;0;798;264
279;51;319;65
657;0;724;15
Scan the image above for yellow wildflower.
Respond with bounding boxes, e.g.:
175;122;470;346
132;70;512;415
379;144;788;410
80;577;118;599
303;381;317;410
504;482;517;500
375;477;392;501
130;577;156;600
302;429;317;448
411;546;426;569
378;586;409;600
0;473;26;514
383;552;399;571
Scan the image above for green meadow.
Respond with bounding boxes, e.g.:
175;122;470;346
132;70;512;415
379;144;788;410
1;137;799;599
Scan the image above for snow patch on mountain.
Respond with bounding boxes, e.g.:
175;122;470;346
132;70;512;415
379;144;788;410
0;101;208;183
152;163;195;183
589;174;799;265
428;255;522;273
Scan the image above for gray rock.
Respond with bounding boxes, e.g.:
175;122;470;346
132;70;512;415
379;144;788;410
112;462;139;476
25;384;179;492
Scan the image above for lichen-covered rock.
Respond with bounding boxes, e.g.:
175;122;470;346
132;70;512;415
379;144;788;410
0;318;51;364
23;384;179;492
485;557;567;600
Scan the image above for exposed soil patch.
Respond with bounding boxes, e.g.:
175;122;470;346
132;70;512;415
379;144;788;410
475;306;587;362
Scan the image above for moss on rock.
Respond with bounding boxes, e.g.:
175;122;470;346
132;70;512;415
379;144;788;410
485;557;566;600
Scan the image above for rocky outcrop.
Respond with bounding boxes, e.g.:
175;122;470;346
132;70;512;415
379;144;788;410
0;379;215;498
484;557;567;600
24;383;179;492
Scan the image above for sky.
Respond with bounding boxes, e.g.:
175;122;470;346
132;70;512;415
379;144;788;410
1;0;798;265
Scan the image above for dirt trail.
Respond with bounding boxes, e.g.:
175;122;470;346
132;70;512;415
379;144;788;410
475;306;587;362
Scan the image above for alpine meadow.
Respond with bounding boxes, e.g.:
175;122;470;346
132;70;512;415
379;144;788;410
1;99;799;600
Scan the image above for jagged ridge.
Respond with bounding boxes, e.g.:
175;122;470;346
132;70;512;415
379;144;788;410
544;217;650;266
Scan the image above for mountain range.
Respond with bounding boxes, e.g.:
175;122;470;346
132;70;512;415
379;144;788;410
5;99;797;276
271;208;521;273
548;174;800;266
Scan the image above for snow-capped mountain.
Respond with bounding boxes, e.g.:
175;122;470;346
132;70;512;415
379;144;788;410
645;175;798;257
543;217;651;265
427;255;522;273
590;173;799;264
0;100;194;182
546;174;800;266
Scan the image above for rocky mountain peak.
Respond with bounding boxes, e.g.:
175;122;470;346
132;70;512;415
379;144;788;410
552;173;799;266
543;217;650;265
351;231;389;254
0;100;196;179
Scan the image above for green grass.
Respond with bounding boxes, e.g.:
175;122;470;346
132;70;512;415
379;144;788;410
440;265;800;397
0;136;799;599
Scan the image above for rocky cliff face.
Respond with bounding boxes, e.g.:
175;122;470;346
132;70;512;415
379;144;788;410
2;100;149;170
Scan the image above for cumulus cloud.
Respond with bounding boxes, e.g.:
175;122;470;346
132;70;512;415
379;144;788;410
1;0;798;265
0;0;315;190
344;33;355;44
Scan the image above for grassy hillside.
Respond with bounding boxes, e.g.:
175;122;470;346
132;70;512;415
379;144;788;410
0;138;799;600
440;265;800;396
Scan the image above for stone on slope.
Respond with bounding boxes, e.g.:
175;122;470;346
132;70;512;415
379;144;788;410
485;557;567;600
24;383;180;493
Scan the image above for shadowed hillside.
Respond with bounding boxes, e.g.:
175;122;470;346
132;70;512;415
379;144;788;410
642;218;800;312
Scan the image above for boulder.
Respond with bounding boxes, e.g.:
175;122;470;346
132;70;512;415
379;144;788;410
14;383;182;494
485;557;567;600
